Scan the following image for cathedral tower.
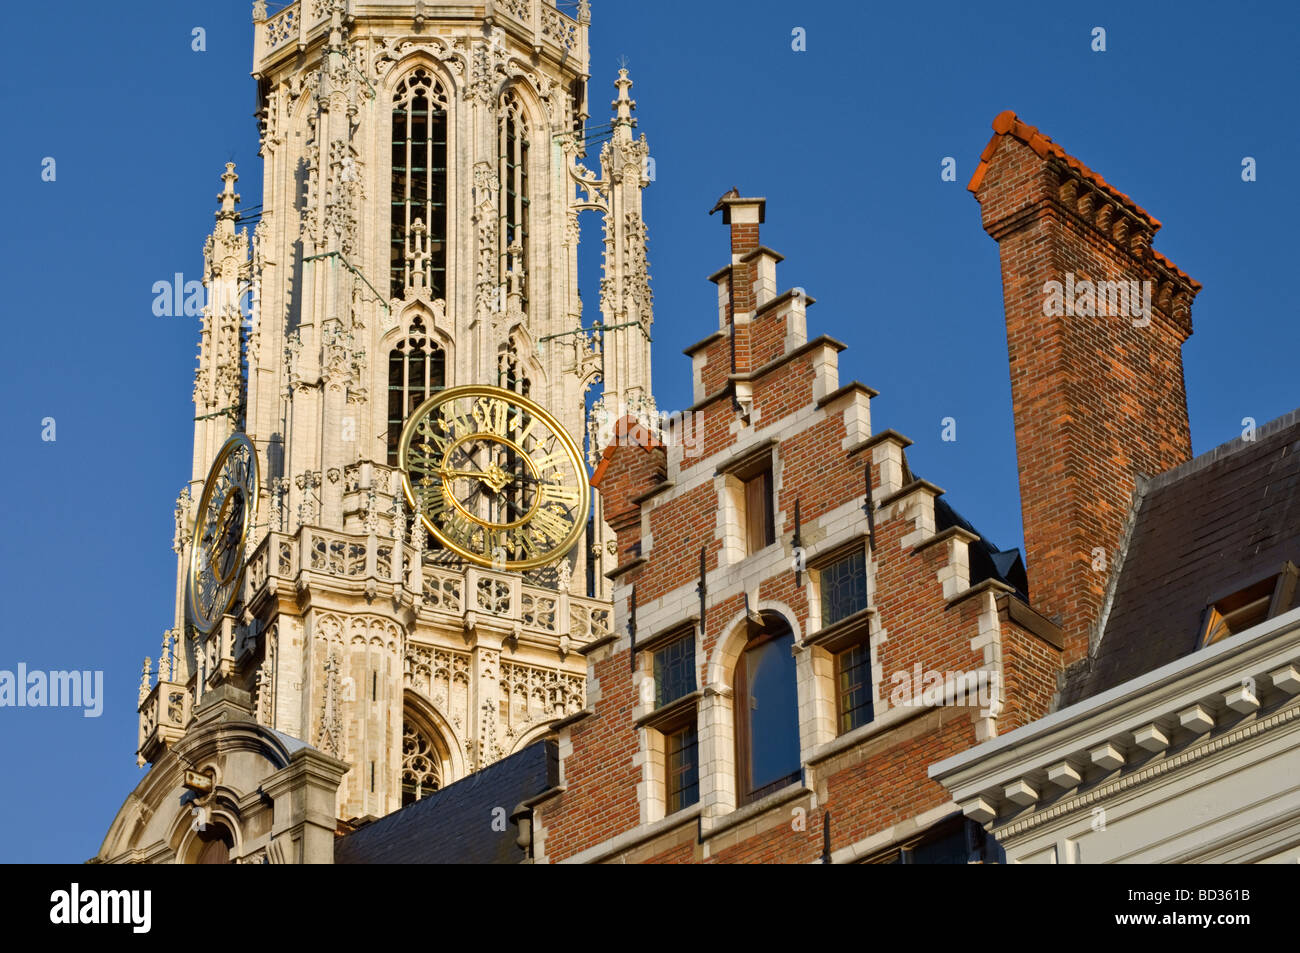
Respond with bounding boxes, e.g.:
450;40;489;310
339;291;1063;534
107;0;654;860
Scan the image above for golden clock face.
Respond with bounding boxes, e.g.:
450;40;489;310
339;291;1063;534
188;433;259;634
399;385;590;570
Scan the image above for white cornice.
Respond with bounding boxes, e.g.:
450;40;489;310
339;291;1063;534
929;606;1300;826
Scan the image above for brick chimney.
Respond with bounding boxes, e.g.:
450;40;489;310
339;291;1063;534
709;191;764;375
970;111;1201;663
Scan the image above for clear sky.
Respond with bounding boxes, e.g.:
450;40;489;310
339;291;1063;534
0;0;1295;862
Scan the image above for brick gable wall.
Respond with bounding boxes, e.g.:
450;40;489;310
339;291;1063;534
534;192;1061;864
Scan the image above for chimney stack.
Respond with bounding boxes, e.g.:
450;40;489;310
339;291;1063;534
710;191;765;374
971;111;1201;663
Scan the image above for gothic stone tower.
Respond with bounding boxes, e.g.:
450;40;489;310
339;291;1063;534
103;0;654;861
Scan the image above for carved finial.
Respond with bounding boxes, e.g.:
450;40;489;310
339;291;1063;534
173;486;193;554
159;631;173;683
139;658;153;703
612;67;635;124
216;163;241;229
579;0;591;24
252;0;267;22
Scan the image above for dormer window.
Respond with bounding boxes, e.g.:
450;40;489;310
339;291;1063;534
1200;562;1298;647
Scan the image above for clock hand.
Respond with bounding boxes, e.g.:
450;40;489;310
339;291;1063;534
440;469;495;481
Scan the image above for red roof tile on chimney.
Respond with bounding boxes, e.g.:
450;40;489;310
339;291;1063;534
969;110;1162;231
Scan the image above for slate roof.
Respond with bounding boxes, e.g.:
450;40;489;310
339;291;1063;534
334;740;559;864
1060;409;1300;706
934;495;1029;602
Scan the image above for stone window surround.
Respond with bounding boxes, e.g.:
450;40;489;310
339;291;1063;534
714;439;780;567
633;619;703;825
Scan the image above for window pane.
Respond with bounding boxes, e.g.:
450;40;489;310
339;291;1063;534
908;819;981;864
821;549;868;626
744;469;773;555
653;635;694;708
665;723;699;814
741;628;800;797
836;642;873;734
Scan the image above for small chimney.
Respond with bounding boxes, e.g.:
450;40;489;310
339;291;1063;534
710;191;765;374
970;111;1200;663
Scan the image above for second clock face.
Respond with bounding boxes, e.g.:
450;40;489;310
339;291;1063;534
188;432;259;634
399;385;590;570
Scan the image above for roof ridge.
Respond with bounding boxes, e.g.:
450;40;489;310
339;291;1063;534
1147;407;1300;492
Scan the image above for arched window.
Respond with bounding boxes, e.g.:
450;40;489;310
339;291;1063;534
734;613;801;805
387;316;446;465
498;90;530;313
193;824;234;864
392;68;448;300
401;723;442;806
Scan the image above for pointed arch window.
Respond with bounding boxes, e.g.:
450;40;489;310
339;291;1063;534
499;90;530;314
401;724;442;806
387;316;445;465
392;68;448;300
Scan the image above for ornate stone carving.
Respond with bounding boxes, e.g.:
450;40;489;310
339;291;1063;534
624;210;653;326
173;487;193;554
317;652;343;756
138;658;152;704
401;724;441;799
158;630;174;683
296;470;322;525
254;627;276;728
269;476;291;531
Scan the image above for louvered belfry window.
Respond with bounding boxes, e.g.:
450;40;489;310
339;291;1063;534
387;316;445;465
499;90;530;313
392;68;448;300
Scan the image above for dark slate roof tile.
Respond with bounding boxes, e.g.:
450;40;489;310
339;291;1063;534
334;740;558;864
1060;410;1300;706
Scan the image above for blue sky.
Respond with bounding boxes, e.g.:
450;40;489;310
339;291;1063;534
0;0;1294;862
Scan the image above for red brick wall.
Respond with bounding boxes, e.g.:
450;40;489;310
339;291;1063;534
537;651;642;860
1000;624;1061;731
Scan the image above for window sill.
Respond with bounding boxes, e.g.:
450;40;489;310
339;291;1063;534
801;606;874;653
806;701;933;766
635;617;699;655
635;689;702;731
703;781;811;840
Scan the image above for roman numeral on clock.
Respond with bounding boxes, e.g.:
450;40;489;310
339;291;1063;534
541;482;581;505
416;481;447;517
474;398;511;437
531;451;566;473
444;510;475;545
530;506;572;545
408;446;441;473
510;529;539;559
510;413;536;446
